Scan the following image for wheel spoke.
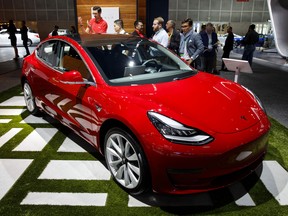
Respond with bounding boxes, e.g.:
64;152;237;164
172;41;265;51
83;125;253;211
107;147;122;160
110;137;123;157
124;140;131;158
126;152;138;162
124;165;130;186
117;136;125;155
128;162;140;176
109;158;122;168
127;164;139;187
115;164;125;179
27;100;34;111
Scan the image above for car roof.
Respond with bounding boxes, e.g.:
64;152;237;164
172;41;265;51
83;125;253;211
65;34;144;47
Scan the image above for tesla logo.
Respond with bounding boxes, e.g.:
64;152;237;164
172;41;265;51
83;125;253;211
240;115;247;121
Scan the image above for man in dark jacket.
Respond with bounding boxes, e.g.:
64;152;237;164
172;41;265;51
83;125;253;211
241;24;259;66
20;21;30;57
131;20;145;38
7;20;19;59
200;23;218;73
166;20;180;55
179;18;204;69
221;26;234;71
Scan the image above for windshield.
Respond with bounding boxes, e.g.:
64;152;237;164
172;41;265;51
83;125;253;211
85;37;196;85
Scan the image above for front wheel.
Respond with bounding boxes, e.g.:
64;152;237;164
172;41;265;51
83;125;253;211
23;81;40;115
104;128;149;195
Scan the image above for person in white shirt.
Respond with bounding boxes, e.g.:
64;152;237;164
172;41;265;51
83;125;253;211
152;17;169;47
114;19;127;34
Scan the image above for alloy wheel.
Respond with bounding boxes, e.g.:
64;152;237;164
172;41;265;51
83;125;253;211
23;82;36;113
105;133;141;189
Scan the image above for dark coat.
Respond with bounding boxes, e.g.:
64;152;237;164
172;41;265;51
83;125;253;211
223;32;234;52
168;29;180;54
200;31;218;57
20;25;28;41
242;30;259;45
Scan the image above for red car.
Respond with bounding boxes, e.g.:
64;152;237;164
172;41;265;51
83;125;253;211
21;34;270;195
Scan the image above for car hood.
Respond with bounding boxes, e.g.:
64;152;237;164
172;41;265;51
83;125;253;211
112;72;264;134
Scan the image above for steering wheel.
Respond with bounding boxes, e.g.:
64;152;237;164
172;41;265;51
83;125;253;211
142;59;162;72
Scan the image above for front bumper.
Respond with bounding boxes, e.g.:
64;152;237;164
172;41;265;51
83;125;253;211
142;120;270;195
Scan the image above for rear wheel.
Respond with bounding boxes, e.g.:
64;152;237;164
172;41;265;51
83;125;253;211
23;81;40;115
27;39;32;46
104;128;149;195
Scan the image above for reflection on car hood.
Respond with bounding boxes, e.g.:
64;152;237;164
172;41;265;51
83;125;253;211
115;72;265;134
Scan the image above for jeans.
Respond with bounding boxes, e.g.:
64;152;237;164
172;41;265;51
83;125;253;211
242;44;256;66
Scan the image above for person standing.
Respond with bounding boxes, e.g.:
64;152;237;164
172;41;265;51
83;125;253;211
200;23;218;73
221;26;234;71
152;17;169;47
7;20;19;60
78;6;108;34
70;26;77;35
20;21;30;57
166;20;180;55
52;25;59;36
131;20;145;38
179;18;204;69
241;24;259;66
113;19;127;34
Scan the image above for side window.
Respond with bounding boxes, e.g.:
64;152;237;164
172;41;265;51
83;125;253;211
58;42;92;81
37;40;58;66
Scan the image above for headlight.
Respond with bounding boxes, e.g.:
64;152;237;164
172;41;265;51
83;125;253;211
242;86;266;113
147;111;213;145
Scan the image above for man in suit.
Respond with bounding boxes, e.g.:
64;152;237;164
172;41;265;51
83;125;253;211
221;26;234;71
200;22;218;73
166;20;180;55
179;18;204;69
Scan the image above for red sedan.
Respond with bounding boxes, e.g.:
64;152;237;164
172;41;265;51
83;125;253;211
21;34;270;195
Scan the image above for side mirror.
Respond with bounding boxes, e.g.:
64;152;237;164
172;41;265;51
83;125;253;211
60;70;83;83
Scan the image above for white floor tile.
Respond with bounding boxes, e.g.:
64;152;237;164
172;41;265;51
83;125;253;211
261;161;288;205
57;137;87;153
229;183;256;206
235;193;256;206
38;160;111;180
21;192;107;206
128;195;150;207
13;128;58;152
0;119;12;123
0;109;26;116
0;159;33;200
20;115;49;124
0;128;23;148
0;96;26;106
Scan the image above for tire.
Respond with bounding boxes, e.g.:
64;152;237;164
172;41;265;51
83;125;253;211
104;127;149;195
27;39;32;47
23;81;40;115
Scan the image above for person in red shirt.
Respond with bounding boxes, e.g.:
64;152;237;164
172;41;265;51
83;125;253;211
78;6;108;34
131;20;146;38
